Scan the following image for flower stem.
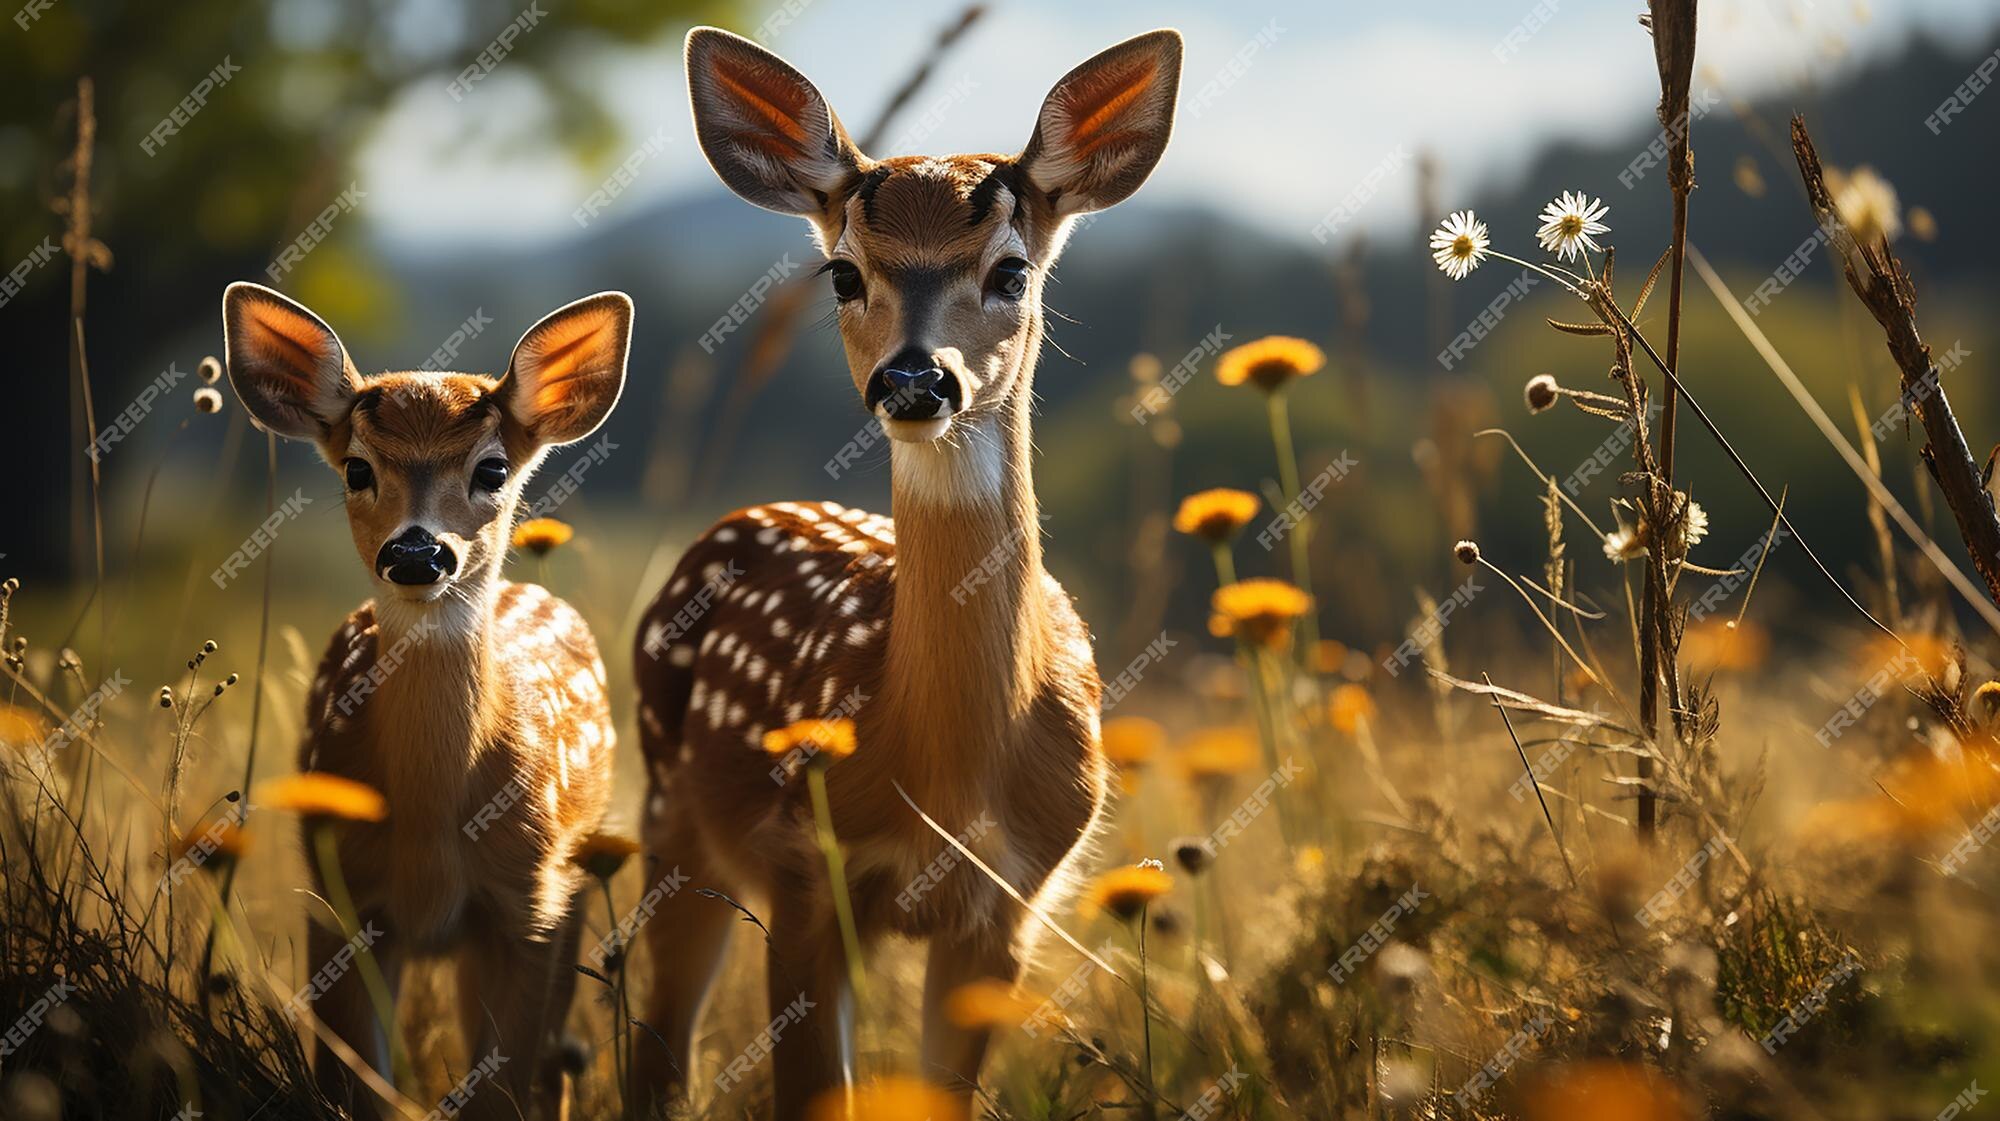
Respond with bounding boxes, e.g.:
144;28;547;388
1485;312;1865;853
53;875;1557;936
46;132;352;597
1137;905;1157;1121
601;876;631;1121
1266;390;1323;673
313;824;410;1088
807;764;868;1008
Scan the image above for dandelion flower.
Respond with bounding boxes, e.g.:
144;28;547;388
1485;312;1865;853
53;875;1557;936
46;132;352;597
1083;861;1174;922
1535;191;1611;261
762;717;857;761
1328;683;1378;734
1210;578;1313;649
1429;210;1490;280
1175;727;1260;782
1215;335;1325;393
1101;716;1164;770
1173;488;1261;543
574;831;641;880
943;978;1043;1030
254;772;388;822
811;1077;966;1121
1829;165;1901;245
512;518;574;556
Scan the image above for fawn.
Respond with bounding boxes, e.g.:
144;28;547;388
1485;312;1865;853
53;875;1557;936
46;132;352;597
630;26;1181;1117
223;282;632;1120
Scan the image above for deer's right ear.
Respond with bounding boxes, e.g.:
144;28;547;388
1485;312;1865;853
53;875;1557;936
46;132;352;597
684;26;865;219
222;282;362;441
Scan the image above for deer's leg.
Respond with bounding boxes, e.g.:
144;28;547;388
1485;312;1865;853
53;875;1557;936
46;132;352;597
306;912;402;1121
537;903;586;1121
764;883;852;1121
628;839;736;1115
920;932;1021;1100
453;924;568;1121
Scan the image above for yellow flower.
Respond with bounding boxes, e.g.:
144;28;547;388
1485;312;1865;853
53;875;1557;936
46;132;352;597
810;1077;966;1121
1083;861;1174;922
1211;578;1313;649
254;773;388;822
943;978;1043;1030
1215;336;1325;392
1328;683;1377;734
512;517;574;557
1313;639;1350;676
574;831;641;880
1100;716;1164;771
1173;488;1260;543
762;718;858;761
1175;727;1260;782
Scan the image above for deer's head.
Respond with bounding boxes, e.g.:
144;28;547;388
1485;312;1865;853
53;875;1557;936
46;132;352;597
223;283;631;604
686;27;1181;448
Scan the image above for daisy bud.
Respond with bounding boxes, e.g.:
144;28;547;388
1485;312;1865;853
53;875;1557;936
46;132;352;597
1524;374;1560;414
198;356;223;385
1453;540;1481;565
194;387;223;414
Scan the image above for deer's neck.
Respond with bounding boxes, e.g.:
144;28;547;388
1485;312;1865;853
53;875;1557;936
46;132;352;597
880;377;1049;781
369;582;504;797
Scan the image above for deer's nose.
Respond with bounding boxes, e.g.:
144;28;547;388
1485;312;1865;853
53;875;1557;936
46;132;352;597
375;527;456;586
866;348;963;421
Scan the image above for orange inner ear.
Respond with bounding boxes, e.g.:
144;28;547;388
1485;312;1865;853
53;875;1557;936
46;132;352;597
712;56;810;152
241;302;333;393
1065;59;1159;157
522;308;620;414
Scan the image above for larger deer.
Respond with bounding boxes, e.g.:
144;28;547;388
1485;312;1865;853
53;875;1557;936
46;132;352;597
223;282;632;1120
631;26;1182;1117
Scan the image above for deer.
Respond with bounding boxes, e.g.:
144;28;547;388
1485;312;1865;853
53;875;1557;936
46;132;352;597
629;26;1182;1118
222;281;633;1121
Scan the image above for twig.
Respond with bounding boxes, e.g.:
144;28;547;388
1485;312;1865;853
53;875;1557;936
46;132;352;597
1484;673;1581;889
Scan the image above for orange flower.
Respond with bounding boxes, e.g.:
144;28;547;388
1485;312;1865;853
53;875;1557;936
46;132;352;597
762;718;858;762
1681;618;1768;671
574;831;641;880
1083;861;1174;922
1101;716;1164;770
1313;639;1350;676
1173;488;1260;543
1522;1061;1693;1121
943;978;1042;1030
1328;683;1377;734
1211;578;1313;650
254;773;387;822
1798;750;2000;845
0;703;48;750
810;1077;966;1121
1175;727;1260;782
512;517;574;556
169;818;250;867
1215;336;1325;392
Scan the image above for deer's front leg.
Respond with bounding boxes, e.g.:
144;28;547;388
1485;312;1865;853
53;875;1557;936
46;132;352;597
920;932;1021;1100
765;882;853;1121
453;914;578;1121
306;911;403;1121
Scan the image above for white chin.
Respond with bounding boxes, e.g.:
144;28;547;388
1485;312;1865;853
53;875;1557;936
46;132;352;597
381;579;453;603
880;416;952;443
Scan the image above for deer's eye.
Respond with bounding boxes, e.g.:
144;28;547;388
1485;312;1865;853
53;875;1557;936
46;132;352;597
990;258;1030;300
343;458;374;492
826;260;864;303
473;458;509;492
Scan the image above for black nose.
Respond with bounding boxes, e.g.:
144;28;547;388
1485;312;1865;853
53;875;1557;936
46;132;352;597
865;347;961;421
375;527;456;586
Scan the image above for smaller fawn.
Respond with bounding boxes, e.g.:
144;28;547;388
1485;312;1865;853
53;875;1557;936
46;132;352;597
223;282;633;1121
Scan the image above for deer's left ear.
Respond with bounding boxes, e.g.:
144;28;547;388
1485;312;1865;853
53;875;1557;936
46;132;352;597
499;292;633;447
1019;29;1183;217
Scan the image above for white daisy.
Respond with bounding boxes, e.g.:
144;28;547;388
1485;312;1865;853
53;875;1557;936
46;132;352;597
1428;210;1490;280
1536;191;1611;261
1681;500;1709;548
1603;526;1643;563
1830;166;1901;245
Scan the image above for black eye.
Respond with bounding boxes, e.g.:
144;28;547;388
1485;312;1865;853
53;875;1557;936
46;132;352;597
473;457;509;492
343;458;373;491
990;257;1030;300
827;260;864;302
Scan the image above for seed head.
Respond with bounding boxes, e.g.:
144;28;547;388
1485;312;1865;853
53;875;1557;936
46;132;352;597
198;356;223;385
193;387;223;413
1524;374;1561;414
1453;540;1481;565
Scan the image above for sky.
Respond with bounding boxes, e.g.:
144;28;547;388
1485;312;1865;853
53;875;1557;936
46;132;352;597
357;0;2000;249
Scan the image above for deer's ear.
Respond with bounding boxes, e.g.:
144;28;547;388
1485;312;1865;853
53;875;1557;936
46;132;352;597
223;282;362;441
685;26;866;218
499;292;632;447
1019;29;1183;216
